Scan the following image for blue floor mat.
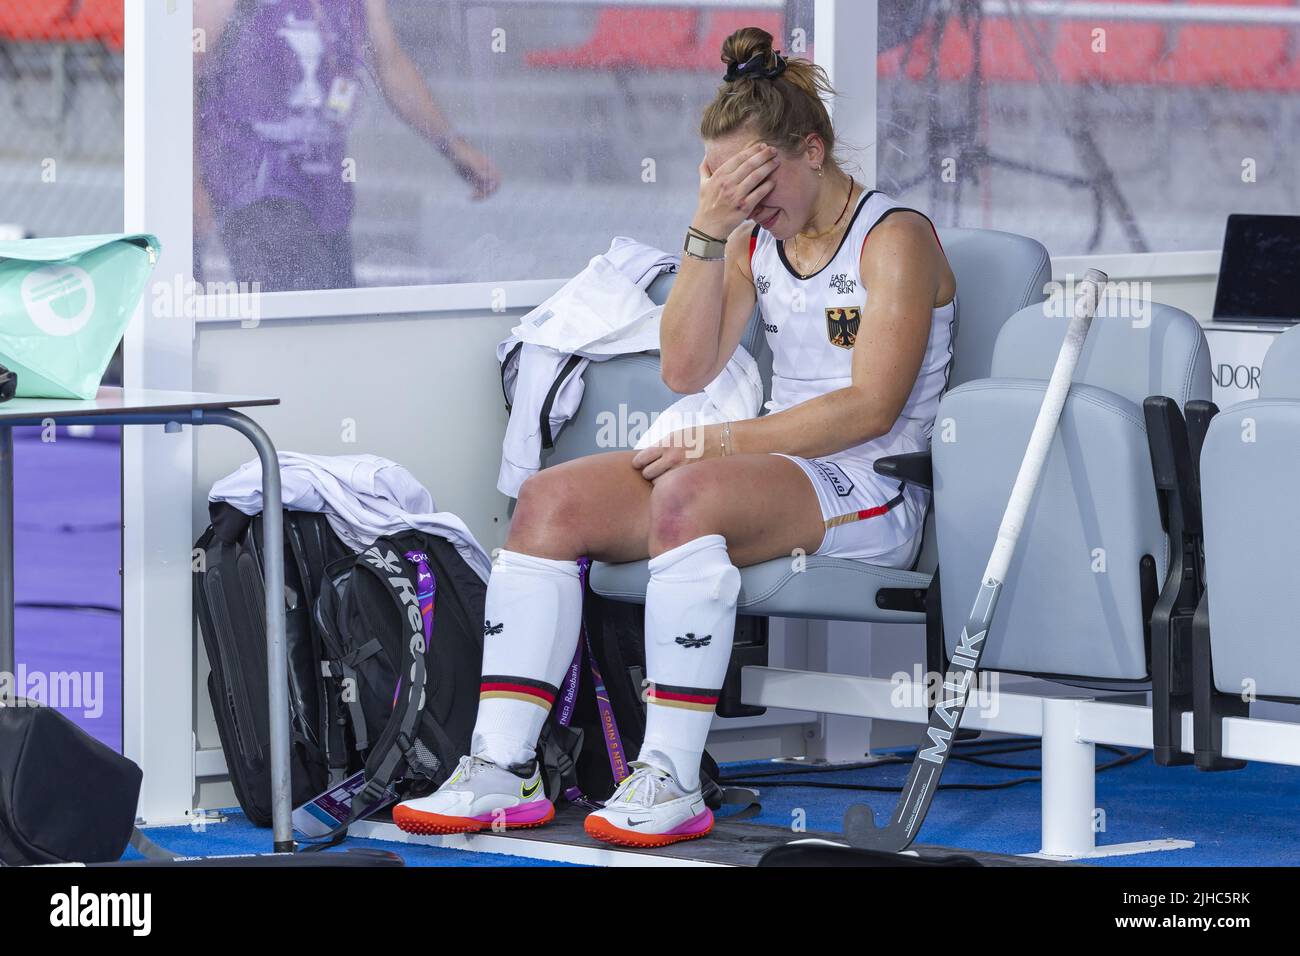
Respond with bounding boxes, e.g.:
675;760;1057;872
125;811;580;867
127;741;1299;866
717;741;1300;867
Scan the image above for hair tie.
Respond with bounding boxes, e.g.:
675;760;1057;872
723;50;788;83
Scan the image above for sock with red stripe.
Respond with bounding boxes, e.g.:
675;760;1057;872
639;533;741;791
471;548;582;767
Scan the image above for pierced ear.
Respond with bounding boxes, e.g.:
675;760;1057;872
803;133;825;168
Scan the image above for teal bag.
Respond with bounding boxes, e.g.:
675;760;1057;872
0;233;159;399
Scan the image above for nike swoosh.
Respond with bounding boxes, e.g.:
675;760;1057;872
521;780;541;798
625;817;652;827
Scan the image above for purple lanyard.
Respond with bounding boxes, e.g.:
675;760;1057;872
393;550;435;708
556;557;629;797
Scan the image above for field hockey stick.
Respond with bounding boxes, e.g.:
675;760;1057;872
843;268;1110;852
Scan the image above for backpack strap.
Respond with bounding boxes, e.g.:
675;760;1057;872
357;543;437;797
300;542;436;851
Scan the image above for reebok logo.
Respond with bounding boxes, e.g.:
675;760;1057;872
49;886;151;936
362;545;402;575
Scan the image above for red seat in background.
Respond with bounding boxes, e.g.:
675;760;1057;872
883;12;1046;84
1253;42;1300;91
54;0;124;51
1154;0;1290;89
685;9;786;70
0;0;123;50
1053;0;1167;85
0;1;72;41
525;8;700;71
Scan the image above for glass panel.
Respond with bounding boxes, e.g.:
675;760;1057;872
876;0;1300;256
0;0;125;753
194;0;807;289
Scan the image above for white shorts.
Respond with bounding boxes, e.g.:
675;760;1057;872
773;453;925;568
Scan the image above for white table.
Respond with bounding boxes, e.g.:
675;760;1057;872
0;387;294;852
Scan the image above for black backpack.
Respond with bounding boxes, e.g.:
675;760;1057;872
313;531;486;822
194;504;352;825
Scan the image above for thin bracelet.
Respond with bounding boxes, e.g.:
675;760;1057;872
688;225;725;243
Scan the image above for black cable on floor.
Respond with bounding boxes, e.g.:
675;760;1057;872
719;739;1149;794
717;737;1042;782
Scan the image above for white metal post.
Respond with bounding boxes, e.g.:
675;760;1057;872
813;0;878;187
1039;697;1096;857
123;0;197;825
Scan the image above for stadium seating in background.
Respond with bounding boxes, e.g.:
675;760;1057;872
525;7;784;73
0;0;123;51
1153;0;1291;90
1053;0;1168;86
525;9;701;70
878;0;1300;92
685;9;786;70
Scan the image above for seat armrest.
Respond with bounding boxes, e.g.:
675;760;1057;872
1184;399;1219;485
1142;394;1205;767
873;450;932;489
1143;395;1203;536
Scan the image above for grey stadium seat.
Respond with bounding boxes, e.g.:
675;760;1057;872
536;227;1053;624
933;294;1211;687
1194;323;1300;770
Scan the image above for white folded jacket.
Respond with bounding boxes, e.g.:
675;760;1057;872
209;451;493;583
497;239;765;495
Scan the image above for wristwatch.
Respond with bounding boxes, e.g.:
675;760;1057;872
684;230;726;260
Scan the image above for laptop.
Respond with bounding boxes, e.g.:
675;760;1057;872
1212;213;1300;326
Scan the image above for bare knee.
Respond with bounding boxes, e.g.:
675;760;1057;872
507;471;585;558
648;468;724;554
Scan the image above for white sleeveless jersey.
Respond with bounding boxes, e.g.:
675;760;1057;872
749;188;956;467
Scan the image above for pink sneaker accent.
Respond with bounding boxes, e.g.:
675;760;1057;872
475;800;554;825
665;809;714;836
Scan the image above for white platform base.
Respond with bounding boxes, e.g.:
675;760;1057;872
1025;838;1196;861
350;820;729;867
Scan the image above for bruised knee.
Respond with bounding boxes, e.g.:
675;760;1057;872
648;467;725;551
508;471;586;554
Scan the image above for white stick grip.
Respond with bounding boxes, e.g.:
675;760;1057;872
982;270;1108;585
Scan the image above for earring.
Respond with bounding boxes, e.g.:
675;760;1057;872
815;165;823;177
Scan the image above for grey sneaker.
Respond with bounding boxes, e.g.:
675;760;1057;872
393;754;553;835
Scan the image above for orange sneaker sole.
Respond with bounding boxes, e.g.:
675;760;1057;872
392;802;555;836
583;813;714;848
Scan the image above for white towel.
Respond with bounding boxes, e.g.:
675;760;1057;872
633;346;765;450
209;451;493;583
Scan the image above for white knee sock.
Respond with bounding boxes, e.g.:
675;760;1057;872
638;534;741;791
471;549;583;767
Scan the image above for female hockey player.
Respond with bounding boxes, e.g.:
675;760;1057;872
394;26;957;848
